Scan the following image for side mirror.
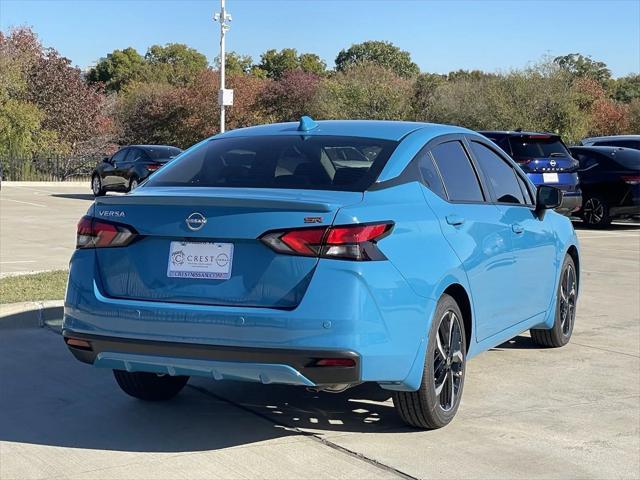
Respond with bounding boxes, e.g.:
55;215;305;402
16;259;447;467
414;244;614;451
536;185;562;211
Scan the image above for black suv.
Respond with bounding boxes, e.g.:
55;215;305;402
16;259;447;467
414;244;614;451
92;145;182;196
479;131;582;216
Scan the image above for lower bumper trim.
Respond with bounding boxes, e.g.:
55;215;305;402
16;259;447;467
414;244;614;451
63;330;360;386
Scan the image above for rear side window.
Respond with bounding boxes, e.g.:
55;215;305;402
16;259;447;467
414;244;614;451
145;147;182;160
430;141;484;202
509;136;570;159
470;142;525;205
417;151;446;198
146;136;398;191
111;149;128;163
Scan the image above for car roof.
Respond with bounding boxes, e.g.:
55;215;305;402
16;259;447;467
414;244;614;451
129;145;182;150
216;120;472;142
582;135;640;142
479;130;560;138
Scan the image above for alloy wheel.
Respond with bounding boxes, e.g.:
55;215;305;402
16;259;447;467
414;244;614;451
559;264;577;336
582;198;604;224
130;179;139;190
433;310;465;411
92;176;101;195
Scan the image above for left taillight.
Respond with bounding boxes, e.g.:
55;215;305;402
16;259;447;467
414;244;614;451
260;222;393;261
76;216;138;249
146;163;161;172
622;175;640;185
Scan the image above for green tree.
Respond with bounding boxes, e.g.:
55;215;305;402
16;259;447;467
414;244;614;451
315;62;413;120
217;51;253;76
144;43;209;86
86;47;146;92
258;48;300;79
335;40;419;78
627;98;640;133
612;74;640;103
299;53;326;76
553;53;611;86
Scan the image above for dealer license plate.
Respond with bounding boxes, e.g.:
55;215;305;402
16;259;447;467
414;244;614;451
167;241;233;280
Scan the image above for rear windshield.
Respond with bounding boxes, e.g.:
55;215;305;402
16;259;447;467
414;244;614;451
610;149;640;170
145;147;182;161
509;136;570;159
145;135;398;191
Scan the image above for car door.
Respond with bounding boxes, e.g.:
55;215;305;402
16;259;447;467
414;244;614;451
420;136;516;342
117;148;142;186
467;138;557;323
103;148;128;187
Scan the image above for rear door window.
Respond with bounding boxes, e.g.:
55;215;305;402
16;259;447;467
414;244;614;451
470;141;525;205
110;149;128;164
417;150;447;198
430;141;484;202
145;135;398;192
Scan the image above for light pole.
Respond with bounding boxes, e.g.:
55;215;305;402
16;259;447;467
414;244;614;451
214;0;233;133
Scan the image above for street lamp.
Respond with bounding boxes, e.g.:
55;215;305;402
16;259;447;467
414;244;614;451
213;0;233;133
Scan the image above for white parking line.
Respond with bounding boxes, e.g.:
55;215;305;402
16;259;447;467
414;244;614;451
0;198;47;208
0;260;37;264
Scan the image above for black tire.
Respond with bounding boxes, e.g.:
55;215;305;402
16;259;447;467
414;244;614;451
581;195;611;228
113;370;189;401
530;254;578;348
128;176;139;192
393;294;467;429
92;175;105;197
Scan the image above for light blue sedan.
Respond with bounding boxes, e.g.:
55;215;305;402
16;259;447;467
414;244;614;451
63;118;579;429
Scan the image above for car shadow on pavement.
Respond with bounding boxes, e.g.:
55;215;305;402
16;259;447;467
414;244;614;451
0;328;413;454
491;334;541;351
51;193;95;201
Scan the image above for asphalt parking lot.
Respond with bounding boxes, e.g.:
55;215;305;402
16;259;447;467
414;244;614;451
1;184;639;479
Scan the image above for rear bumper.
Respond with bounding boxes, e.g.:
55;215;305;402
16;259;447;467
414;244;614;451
64;248;436;390
64;331;360;387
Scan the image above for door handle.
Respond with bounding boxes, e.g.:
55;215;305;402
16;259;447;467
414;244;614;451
446;215;465;226
511;223;524;234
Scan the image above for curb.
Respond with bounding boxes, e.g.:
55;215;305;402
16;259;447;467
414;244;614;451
0;300;64;330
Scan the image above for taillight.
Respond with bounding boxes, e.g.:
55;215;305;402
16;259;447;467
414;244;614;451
515;158;533;165
622;175;640;185
76;216;138;249
260;222;393;261
146;163;161;172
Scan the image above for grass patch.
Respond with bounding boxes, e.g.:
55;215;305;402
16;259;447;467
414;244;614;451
0;270;68;304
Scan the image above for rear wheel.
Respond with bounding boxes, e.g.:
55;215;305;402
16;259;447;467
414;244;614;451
530;254;577;348
581;195;611;228
92;175;105;197
113;370;189;401
393;294;466;429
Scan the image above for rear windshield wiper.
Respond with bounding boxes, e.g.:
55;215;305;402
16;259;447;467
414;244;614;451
549;153;567;157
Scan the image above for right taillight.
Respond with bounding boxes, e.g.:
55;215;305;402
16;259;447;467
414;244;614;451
76;216;138;249
260;222;393;261
622;175;640;185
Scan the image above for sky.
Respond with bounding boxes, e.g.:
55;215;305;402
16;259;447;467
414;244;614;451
1;0;639;77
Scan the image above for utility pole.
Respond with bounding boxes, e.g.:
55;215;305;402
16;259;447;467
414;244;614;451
214;0;233;133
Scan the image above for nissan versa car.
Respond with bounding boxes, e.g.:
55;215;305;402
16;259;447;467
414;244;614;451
91;145;182;196
479;131;582;216
64;119;580;429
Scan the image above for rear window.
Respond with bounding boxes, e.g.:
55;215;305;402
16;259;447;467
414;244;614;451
144;147;182;161
145;135;398;191
509;136;570;159
610;149;640;170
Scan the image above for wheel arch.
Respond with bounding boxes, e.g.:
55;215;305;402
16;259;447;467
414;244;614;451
442;283;473;354
566;244;580;290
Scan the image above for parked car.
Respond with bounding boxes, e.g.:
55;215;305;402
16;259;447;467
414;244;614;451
91;145;182;196
569;146;640;227
64;118;579;430
581;135;640;150
479;131;582;215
